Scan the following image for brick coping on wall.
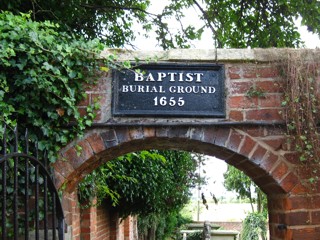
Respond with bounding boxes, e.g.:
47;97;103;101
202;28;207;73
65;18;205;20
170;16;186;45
101;48;320;63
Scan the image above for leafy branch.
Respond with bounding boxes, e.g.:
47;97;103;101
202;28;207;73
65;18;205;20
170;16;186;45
0;12;112;162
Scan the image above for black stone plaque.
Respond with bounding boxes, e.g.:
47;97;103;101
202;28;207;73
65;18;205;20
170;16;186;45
112;63;225;117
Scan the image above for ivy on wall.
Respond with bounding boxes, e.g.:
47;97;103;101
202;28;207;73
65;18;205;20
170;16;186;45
281;50;320;186
0;12;114;162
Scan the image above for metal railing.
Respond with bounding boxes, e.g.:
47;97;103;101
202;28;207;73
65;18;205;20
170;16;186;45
0;126;65;240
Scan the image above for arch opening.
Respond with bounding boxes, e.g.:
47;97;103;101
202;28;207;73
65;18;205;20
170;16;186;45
55;126;296;240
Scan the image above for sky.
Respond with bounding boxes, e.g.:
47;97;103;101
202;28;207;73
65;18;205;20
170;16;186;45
191;156;231;200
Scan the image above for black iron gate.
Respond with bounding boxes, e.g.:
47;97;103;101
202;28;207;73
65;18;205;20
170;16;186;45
0;126;65;240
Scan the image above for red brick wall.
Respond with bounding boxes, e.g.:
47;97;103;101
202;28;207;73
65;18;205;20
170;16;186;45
61;193;129;240
54;49;320;240
61;191;81;240
123;216;136;240
227;64;283;122
96;203;111;240
80;198;97;240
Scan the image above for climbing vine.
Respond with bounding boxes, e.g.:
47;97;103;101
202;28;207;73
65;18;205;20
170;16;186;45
281;49;320;185
0;12;119;162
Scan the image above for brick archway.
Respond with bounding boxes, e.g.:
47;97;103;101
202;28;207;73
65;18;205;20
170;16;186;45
54;49;320;240
55;125;293;194
54;125;306;240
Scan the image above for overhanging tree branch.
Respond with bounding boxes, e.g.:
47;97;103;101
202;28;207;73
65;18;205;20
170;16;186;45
79;3;158;17
192;0;221;48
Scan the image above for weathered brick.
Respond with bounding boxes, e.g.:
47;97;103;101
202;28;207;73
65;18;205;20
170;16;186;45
241;126;266;137
283;152;301;165
272;161;289;182
229;81;252;95
295;166;315;182
310;196;320;208
254;174;277;188
223;152;246;165
286;211;310;226
257;66;279;78
91;93;107;104
239;135;256;157
291;227;320;240
77;94;90;107
114;127;130;144
290;182;309;195
234;159;255;172
167;126;189;138
268;211;285;224
265;126;286;137
215;149;236;161
280;172;299;192
260;152;279;172
268;197;284;211
77;140;94;163
54;172;66;189
260;182;285;194
143;127;156;138
269;223;287;240
228;66;241;79
128;127;144;140
262;137;285;151
246;108;283;121
86;133;106;154
228;110;244;121
187;127;204;141
227;130;244;152
259;94;282;108
53;158;74;178
101;129;118;148
155;127;169;138
244;165;267;179
311;211;320;224
243;66;257;78
228;96;258;108
284;196;311;211
250;144;267;164
256;80;283;94
203;127;230;147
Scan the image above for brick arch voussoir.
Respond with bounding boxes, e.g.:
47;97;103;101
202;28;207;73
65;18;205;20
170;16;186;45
54;126;296;195
54;132;107;190
225;128;299;194
54;126;229;191
54;127;169;191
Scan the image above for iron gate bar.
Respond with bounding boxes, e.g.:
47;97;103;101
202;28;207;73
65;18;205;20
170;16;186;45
0;152;65;240
59;219;65;240
0;126;65;240
14;127;18;240
1;125;7;240
36;145;39;240
25;129;30;240
44;152;49;240
36;161;40;240
53;192;57;240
